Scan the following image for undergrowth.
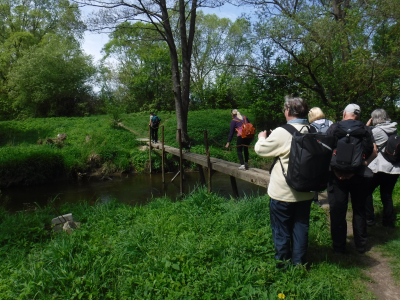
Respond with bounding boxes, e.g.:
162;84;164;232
0;189;368;299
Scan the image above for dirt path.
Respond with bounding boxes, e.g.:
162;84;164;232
345;212;400;300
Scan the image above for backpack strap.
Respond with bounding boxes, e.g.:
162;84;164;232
324;119;330;127
377;127;389;153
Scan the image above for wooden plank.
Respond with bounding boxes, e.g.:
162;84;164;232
148;142;270;188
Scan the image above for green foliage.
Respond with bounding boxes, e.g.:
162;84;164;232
0;0;94;120
102;21;175;113
0;190;368;299
253;0;400;120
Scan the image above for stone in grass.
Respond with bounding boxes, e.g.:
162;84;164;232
52;213;77;233
62;221;81;235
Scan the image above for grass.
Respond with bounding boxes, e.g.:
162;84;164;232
371;179;400;282
0;110;269;187
0;189;371;299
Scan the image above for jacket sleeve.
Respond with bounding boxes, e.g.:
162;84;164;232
254;128;290;158
228;120;236;143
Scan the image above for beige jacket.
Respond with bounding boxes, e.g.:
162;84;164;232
255;123;314;202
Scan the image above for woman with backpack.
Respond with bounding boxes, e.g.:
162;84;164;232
225;109;253;170
308;107;333;133
308;107;333;205
366;109;400;228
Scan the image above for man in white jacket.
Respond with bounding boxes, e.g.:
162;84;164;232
255;96;314;267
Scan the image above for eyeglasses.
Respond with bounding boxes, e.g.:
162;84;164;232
282;107;287;113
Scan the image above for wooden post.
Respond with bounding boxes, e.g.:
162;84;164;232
230;176;239;199
204;130;212;193
178;129;183;194
149;125;152;174
198;164;206;185
162;126;165;183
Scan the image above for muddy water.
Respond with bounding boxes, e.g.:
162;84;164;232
1;172;267;212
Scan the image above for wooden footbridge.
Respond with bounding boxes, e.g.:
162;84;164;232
124;123;327;202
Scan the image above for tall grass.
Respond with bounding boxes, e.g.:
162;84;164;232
0;189;370;299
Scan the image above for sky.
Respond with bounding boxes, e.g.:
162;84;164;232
80;3;254;63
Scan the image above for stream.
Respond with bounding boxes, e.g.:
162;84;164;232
1;172;267;212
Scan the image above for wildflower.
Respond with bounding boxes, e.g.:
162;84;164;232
278;293;285;299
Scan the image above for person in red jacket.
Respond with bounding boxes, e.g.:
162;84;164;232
225;109;252;170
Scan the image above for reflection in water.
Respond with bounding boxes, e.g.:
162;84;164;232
1;172;267;212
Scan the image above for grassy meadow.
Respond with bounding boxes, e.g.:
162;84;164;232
0;109;267;187
0;188;374;299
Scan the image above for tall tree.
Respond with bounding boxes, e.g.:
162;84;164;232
236;0;400;118
75;0;223;140
0;0;89;119
102;21;174;112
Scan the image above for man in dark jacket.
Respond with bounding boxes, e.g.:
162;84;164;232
326;104;377;254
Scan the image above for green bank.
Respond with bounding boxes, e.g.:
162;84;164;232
0;110;266;187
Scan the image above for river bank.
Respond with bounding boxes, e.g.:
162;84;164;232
0;109;267;188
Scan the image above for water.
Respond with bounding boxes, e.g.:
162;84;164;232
1;172;267;212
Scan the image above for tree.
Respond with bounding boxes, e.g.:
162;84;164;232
7;35;96;117
236;0;400;119
75;0;223;141
190;12;253;107
102;22;174;112
0;0;90;119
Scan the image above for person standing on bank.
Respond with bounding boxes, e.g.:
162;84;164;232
225;109;253;170
308;107;334;205
365;109;400;228
326;104;377;254
255;96;314;267
149;112;161;143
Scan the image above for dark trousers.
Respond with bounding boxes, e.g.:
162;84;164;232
327;174;369;252
269;198;312;265
150;127;158;142
236;136;252;165
365;172;399;226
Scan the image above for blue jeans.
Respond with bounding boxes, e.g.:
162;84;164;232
269;198;312;265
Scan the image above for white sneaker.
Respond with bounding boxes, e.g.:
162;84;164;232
238;165;246;170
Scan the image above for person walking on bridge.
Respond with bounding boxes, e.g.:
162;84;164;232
254;96;314;267
225;109;253;170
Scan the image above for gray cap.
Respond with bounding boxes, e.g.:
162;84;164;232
343;103;361;115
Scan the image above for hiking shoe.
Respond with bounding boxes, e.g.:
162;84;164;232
238;165;246;170
244;163;249;170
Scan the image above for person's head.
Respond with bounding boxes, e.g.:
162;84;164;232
283;96;309;119
342;104;360;120
231;109;243;120
150;112;154;116
308;107;325;123
371;108;391;125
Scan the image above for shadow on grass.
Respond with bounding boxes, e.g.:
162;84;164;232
0;123;54;146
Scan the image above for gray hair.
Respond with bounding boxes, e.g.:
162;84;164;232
284;95;309;118
371;109;391;125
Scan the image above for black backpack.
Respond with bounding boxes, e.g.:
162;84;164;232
330;120;374;173
270;124;336;192
377;128;400;164
152;115;161;127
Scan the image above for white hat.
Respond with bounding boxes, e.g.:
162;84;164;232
343;103;361;115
